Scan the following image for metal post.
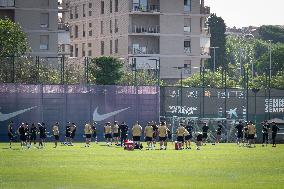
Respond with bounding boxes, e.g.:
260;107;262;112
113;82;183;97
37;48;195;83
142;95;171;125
224;62;227;118
158;59;160;86
12;55;15;83
61;55;65;84
180;69;183;118
202;67;205;118
246;67;249;121
199;66;202;118
268;40;272;120
264;68;268;120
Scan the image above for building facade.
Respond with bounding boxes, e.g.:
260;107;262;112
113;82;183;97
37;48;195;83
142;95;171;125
62;0;210;80
0;0;59;57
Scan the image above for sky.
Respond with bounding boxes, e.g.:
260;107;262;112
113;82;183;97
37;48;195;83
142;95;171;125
206;0;284;28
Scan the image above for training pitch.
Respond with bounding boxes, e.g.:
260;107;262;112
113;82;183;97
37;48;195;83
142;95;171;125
0;143;283;189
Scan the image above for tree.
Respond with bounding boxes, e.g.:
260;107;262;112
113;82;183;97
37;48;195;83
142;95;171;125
89;57;123;85
207;14;226;70
258;25;284;43
118;70;161;86
0;18;30;57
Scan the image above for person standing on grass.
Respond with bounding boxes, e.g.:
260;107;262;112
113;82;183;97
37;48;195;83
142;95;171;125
70;123;77;146
7;121;14;148
196;132;203;150
29;123;38;147
158;121;168;150
262;120;270;147
65;122;71;145
184;128;191;149
104;122;112;146
53;122;60;148
271;122;280;147
144;122;154;150
38;123;46;148
112;121;120;146
176;123;186;150
18;123;26;148
185;121;194;146
25;123;30;148
84;123;92;147
92;122;98;144
202;122;209;145
214;121;223;144
119;121;128;147
247;121;256;148
243;122;249;145
132;121;142;147
152;122;158;148
235;121;244;146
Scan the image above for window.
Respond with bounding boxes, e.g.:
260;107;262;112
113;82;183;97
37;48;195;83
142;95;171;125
101;21;104;34
75;25;78;38
88;50;92;57
115;39;118;53
75;44;78;57
184;0;191;13
70;45;74;56
184;40;191;53
70;25;73;38
184;18;191;32
40;35;49;50
82;43;86;57
40;13;49;28
109;20;112;33
115;19;118;33
110;40;112;54
89;23;92;28
110;0;113;13
88;43;92;48
75;6;78;18
101;41;105;55
70;6;73;19
184;60;192;74
89;10;92;16
89;30;92;36
83;4;86;17
101;1;104;14
115;0;118;12
83;24;86;37
89;3;92;8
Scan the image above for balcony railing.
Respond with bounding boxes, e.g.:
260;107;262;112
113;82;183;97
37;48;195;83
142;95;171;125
58;22;70;31
0;0;15;7
201;27;210;36
128;46;159;55
131;4;160;13
129;25;160;34
184;47;191;54
201;6;210;14
201;47;210;56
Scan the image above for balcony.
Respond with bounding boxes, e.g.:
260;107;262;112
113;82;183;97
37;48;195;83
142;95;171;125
58;1;69;13
201;47;210;57
130;4;160;13
58;22;69;31
0;0;15;7
201;27;210;36
201;6;210;15
128;46;159;55
129;25;160;35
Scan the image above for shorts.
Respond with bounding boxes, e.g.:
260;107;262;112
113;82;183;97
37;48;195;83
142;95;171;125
159;136;167;141
217;132;221;136
177;136;184;142
197;135;203;142
105;134;112;139
40;134;46;139
237;132;243;139
20;135;26;141
113;133;119;138
54;135;59;140
85;134;91;139
167;134;172;140
184;135;191;141
30;134;36;141
145;137;152;142
8;133;13;140
202;133;208;139
65;133;70;138
133;136;141;141
93;133;97;138
248;134;255;140
71;133;75;139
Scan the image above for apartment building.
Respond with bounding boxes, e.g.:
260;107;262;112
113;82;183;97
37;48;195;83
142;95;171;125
62;0;210;80
0;0;59;57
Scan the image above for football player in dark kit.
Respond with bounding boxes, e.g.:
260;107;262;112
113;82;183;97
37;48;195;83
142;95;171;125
262;120;270;147
7;121;14;148
65;122;71;145
38;123;47;148
29;123;38;147
70;123;77;146
92;122;98;143
185;121;194;148
202;122;209;145
271;122;280;147
235;121;244;146
119;121;128;146
214;121;223;144
18;123;26;148
24;122;30;148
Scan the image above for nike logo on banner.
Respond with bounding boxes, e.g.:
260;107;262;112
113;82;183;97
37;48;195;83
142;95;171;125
0;106;37;122
93;107;130;121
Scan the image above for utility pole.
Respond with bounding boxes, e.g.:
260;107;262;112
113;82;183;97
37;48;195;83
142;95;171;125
210;46;219;72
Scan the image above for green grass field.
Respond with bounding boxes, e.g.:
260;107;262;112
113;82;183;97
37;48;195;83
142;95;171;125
0;142;283;189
